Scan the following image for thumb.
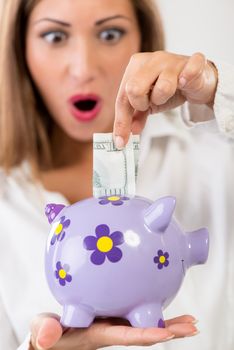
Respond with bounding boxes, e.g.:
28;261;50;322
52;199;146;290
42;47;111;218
30;313;63;350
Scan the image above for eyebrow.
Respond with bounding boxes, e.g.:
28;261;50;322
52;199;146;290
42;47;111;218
34;14;131;27
34;18;71;27
95;15;132;26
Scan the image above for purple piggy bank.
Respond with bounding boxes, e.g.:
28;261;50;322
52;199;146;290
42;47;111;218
45;195;209;328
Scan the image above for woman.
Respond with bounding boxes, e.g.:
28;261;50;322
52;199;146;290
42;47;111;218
0;0;233;349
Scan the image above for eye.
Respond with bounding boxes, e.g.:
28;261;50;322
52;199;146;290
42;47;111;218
41;31;67;44
99;28;126;44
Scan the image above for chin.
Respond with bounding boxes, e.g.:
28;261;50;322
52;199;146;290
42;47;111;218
68;131;94;143
72;124;113;139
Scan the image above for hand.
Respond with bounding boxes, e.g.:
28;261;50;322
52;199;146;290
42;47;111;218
113;51;218;148
30;312;198;350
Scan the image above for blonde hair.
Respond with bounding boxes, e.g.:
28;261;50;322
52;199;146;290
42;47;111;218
0;0;164;174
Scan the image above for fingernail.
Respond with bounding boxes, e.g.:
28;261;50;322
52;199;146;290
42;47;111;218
187;329;200;337
114;135;125;150
192;319;198;325
179;77;187;88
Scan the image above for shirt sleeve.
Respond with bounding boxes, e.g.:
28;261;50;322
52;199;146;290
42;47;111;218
213;61;234;136
181;60;234;138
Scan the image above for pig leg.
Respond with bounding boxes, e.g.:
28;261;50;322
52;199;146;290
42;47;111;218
61;304;95;327
126;303;164;328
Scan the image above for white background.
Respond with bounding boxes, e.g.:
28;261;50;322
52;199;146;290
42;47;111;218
157;0;234;63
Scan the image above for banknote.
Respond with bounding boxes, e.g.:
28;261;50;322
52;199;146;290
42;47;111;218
93;133;140;198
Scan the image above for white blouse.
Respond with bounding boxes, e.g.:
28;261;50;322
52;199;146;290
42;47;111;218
0;61;234;350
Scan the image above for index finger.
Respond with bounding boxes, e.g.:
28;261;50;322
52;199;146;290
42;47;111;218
113;78;135;149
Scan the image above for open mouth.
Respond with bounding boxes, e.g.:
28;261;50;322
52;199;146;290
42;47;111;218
74;99;97;112
69;94;101;121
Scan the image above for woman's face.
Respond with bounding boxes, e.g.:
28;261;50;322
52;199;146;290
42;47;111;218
26;0;141;141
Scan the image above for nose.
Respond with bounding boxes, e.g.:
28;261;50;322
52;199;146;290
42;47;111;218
67;40;99;86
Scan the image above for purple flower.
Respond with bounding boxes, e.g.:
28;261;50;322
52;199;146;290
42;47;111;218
83;224;124;265
55;261;72;286
154;250;169;269
98;195;129;206
51;216;70;245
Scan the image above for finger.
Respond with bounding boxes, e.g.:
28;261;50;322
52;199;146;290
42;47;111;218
167;322;198;338
124;59;162;112
150;69;178;106
114;53;156;148
89;323;175;348
125;78;150;113
114;91;134;149
30;313;63;350
178;52;206;89
165;314;197;326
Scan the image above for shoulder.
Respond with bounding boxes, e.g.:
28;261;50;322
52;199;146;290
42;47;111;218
0;162;36;200
0;163;46;243
0;163;61;225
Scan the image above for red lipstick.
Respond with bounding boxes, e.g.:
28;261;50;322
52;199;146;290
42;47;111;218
68;94;102;122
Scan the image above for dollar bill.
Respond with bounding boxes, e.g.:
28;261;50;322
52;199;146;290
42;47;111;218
93;133;140;198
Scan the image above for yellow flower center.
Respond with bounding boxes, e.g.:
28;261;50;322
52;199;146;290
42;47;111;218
108;196;120;202
59;269;66;279
97;236;113;252
159;256;166;264
55;223;63;235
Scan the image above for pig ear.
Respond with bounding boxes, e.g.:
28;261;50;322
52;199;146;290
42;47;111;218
144;196;176;233
45;203;65;224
